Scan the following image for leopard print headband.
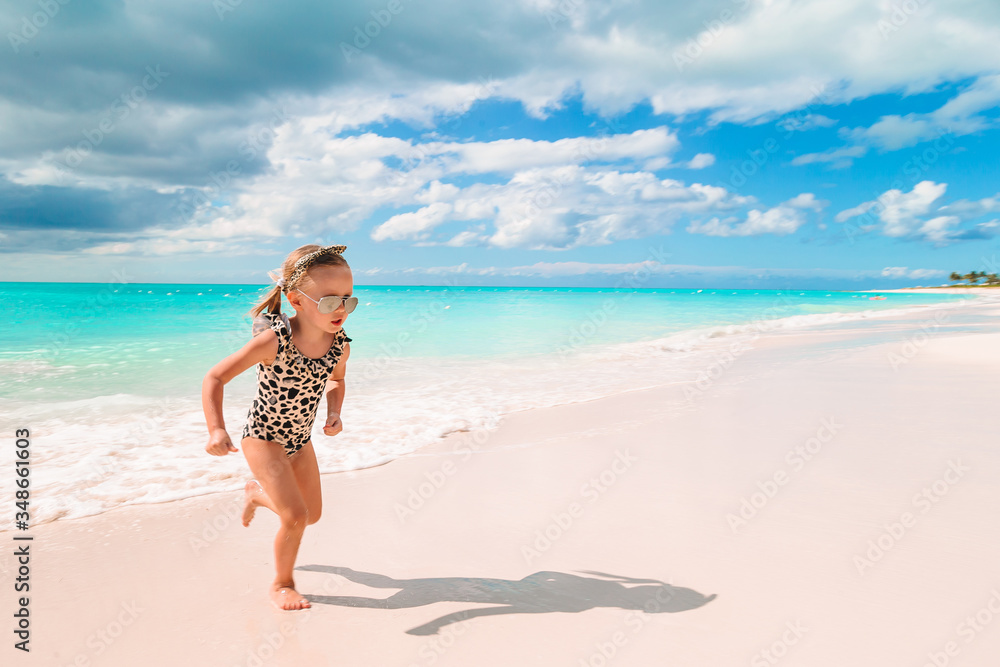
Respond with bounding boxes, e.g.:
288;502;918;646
283;244;347;292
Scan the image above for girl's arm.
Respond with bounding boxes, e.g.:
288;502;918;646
202;330;279;456
323;342;350;436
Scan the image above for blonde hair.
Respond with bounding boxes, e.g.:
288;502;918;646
249;244;351;318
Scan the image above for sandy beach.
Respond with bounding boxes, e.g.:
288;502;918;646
862;287;1000;295
5;293;1000;666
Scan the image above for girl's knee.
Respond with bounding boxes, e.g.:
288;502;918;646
280;505;309;529
306;508;322;525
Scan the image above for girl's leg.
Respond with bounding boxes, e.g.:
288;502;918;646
288;439;322;526
241;436;311;610
243;439;321;526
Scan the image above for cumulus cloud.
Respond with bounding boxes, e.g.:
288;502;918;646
150;124;693;252
83;107;814;253
368;165;761;250
836;180;1000;243
371;202;453;242
687;208;802;237
875;181;947;237
686;193;824;237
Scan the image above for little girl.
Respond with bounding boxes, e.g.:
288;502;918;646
201;243;357;611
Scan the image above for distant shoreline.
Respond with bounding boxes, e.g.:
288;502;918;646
857;286;1000;294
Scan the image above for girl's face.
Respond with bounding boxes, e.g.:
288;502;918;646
287;265;354;333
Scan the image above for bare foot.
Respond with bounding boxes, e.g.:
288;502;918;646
242;479;263;527
270;583;311;611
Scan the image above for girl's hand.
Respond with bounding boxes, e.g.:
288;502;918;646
206;428;238;456
323;412;343;437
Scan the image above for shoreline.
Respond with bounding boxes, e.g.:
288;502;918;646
5;295;1000;665
858;286;1000;294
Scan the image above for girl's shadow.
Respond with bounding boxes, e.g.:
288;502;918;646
295;565;716;635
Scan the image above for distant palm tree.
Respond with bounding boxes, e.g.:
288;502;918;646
986;273;1000;285
949;272;963;283
963;271;981;284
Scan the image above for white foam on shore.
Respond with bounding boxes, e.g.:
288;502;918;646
581;295;987;362
1;295;990;528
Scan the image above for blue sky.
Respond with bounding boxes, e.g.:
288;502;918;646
1;0;999;288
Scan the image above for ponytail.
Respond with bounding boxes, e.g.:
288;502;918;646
249;285;283;319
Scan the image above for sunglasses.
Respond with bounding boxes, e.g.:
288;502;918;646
295;289;359;314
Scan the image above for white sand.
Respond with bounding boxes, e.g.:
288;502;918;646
861;287;1000;294
5;296;1000;666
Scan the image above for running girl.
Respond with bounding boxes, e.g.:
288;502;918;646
201;244;357;610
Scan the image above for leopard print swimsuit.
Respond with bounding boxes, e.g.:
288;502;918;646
241;311;351;457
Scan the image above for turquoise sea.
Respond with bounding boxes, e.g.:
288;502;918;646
0;282;977;524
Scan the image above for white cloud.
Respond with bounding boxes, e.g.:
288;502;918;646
259;5;1000;133
793;74;1000;166
877;181;948;237
848;114;936;151
648;78;832;125
778;114;836;133
837;180;1000;243
688;208;803;237
741;207;807;235
81;237;240;256
438;127;680;173
881;266;945;280
415;180;462;204
371;202;453;242
939;194;1000;218
866;74;1000;149
149;123;687;250
917;215;961;244
369;165;767;250
791;145;867;168
835;200;878;223
785;192;826;210
355;259;945;282
686;153;716;169
497;259;677;277
642;156;672;171
76;98;814;253
686;193;821;237
443;228;489;247
880;267;908;278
